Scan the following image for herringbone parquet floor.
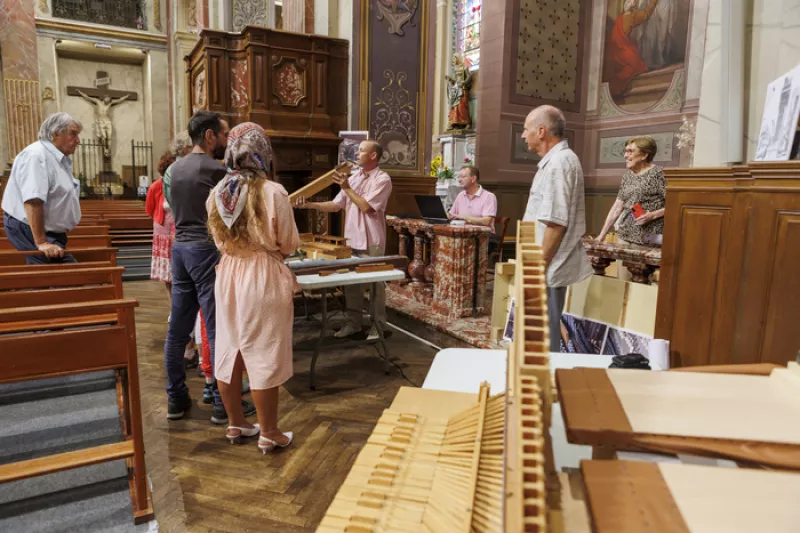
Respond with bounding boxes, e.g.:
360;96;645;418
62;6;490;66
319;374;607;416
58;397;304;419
125;280;439;533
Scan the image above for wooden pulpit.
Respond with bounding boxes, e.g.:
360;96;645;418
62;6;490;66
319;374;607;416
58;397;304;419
656;160;800;368
185;27;349;232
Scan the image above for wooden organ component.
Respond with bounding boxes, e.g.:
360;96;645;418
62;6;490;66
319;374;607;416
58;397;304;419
288;162;353;202
318;221;552;533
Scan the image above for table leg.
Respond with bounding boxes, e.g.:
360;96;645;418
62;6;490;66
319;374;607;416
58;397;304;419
309;287;327;390
370;281;392;375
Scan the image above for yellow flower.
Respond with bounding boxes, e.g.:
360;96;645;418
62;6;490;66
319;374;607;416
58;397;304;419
429;171;436;177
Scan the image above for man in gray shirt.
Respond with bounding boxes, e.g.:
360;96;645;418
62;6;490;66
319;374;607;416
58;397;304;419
521;105;592;352
165;111;255;424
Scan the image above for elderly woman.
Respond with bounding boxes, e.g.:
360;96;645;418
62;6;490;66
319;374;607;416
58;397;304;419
596;135;666;276
207;122;299;453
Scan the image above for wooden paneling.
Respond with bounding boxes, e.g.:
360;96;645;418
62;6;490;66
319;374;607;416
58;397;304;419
384;175;436;253
656;162;800;368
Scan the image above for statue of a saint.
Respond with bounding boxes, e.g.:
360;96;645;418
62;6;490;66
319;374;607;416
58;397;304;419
76;89;131;156
445;54;472;131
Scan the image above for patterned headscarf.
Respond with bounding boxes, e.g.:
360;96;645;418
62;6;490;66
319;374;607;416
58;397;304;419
215;122;274;228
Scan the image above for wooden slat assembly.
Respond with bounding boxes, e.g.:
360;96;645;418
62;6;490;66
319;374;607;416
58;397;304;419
319;221;551;532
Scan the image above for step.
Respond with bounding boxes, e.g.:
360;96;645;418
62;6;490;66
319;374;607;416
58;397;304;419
0;389;122;465
0;472;153;533
0;371;115;406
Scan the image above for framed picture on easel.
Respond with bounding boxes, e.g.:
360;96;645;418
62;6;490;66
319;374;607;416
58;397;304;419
755;64;800;161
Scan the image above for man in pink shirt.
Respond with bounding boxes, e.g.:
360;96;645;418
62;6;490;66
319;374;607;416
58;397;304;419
448;165;498;232
294;140;393;339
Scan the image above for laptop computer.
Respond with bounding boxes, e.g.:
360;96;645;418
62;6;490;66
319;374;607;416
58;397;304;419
414;195;450;224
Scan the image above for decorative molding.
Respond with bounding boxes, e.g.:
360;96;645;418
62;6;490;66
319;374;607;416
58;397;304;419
375;0;419;36
35;17;168;48
153;0;162;30
232;0;267;32
272;57;307;107
39;0;49;13
4;79;43;160
598;83;627;118
373;70;417;168
651;70;686;112
598;132;676;165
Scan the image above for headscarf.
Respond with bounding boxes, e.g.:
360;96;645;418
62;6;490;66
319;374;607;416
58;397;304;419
215;122;274;228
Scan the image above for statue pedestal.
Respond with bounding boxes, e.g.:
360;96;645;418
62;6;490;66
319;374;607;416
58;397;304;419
439;131;476;169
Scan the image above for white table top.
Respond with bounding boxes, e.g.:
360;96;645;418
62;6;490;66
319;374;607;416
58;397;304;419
421;349;619;394
295;268;406;290
421;348;676;470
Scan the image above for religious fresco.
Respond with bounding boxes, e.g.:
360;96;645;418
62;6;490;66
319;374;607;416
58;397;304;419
602;0;691;110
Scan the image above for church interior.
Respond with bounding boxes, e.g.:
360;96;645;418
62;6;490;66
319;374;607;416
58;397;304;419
1;0;800;531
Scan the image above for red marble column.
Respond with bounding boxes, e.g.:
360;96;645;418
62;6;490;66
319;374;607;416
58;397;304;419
0;0;42;161
283;0;313;33
408;230;427;285
424;233;435;284
431;226;491;318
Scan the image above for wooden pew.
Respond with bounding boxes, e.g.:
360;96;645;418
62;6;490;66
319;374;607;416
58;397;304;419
0;266;123;312
0;247;118;266
0;225;110;238
0;299;154;524
0;235;112;250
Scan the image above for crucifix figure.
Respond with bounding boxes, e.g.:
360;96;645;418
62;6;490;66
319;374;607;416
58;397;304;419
67;71;138;157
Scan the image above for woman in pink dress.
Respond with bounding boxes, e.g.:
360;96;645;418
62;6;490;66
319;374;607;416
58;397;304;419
207;122;299;453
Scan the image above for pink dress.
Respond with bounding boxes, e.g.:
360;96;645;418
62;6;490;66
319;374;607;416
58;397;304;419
207;181;300;390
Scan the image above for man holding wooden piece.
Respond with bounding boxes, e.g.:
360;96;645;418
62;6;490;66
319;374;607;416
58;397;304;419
293;140;393;340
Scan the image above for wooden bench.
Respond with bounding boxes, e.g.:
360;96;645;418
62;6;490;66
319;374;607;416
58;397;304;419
0;266;123;312
0;247;118;266
0;235;112;250
0;267;124;334
0;298;153;524
0;225;110;238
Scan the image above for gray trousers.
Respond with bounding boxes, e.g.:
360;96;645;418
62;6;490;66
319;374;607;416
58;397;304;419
547;286;567;353
343;245;386;328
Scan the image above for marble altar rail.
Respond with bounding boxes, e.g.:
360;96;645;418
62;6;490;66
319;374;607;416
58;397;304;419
582;238;661;284
386;216;491;318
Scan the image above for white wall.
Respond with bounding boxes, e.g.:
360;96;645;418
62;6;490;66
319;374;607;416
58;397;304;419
695;0;800;166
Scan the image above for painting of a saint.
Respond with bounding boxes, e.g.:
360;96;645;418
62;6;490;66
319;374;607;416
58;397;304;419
602;0;691;110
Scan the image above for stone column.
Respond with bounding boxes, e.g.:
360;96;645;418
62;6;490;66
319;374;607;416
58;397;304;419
424;232;435;284
408;230;427;285
0;0;42;164
283;0;313;33
431;225;491;318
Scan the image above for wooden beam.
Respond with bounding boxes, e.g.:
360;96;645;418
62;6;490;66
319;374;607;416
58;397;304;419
288;162;353;202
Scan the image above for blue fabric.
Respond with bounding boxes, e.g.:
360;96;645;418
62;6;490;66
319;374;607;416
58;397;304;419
3;213;76;264
164;242;221;405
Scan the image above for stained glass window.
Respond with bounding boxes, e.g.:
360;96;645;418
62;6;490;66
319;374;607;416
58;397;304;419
454;0;481;71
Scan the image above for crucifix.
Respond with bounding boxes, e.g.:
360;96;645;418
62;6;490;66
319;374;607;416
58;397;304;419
67;71;138;157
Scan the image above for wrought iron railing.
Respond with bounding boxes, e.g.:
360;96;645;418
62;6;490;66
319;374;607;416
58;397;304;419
131;140;153;188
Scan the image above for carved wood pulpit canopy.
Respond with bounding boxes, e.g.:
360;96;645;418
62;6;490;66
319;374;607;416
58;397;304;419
185;27;349;177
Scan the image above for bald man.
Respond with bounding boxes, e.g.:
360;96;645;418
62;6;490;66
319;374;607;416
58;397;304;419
520;105;592;352
294;140;393;340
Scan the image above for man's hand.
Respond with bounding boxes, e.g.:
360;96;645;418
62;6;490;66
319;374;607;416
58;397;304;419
634;211;656;226
292;197;309;209
332;171;351;190
447;212;461;220
37;242;64;259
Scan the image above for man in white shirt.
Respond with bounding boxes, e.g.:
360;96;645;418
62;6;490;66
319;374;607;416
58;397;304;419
521;105;592;351
2;112;83;264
